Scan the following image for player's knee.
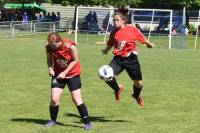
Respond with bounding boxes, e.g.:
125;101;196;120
134;83;143;89
133;80;143;87
50;98;59;106
72;96;83;106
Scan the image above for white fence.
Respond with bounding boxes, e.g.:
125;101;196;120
0;20;69;37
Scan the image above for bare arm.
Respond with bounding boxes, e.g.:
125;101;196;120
144;39;155;48
46;52;55;76
101;45;112;55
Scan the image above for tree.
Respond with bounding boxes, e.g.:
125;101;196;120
49;0;200;28
139;0;200;27
50;0;141;7
138;0;199;9
2;0;45;4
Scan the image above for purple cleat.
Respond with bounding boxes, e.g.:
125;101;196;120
44;120;56;127
84;123;92;130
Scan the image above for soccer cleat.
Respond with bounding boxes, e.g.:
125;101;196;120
84;123;92;130
135;97;144;107
44;120;56;127
132;94;144;107
115;84;123;101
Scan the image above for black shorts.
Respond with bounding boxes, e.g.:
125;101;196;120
109;54;142;80
51;75;82;91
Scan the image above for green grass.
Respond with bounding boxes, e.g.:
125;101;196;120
0;34;200;133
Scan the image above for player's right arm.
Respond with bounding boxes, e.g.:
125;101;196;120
101;45;112;55
46;52;55;77
101;31;115;55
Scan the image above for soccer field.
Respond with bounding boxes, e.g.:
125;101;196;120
0;34;200;133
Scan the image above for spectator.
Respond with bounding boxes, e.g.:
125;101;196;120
39;12;45;21
56;12;60;21
34;13;40;21
184;26;189;35
55;12;60;29
51;12;57;22
44;12;51;22
102;13;113;33
22;12;29;23
82;11;99;31
171;26;177;36
13;11;20;21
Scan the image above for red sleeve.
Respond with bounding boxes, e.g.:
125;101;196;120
62;37;76;46
133;27;145;44
107;30;115;47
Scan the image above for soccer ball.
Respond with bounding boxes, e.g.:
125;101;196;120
98;65;114;81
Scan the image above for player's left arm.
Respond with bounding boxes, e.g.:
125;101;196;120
57;45;78;79
144;39;155;49
133;27;155;48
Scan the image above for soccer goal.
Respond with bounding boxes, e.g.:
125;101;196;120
194;10;200;49
75;7;173;49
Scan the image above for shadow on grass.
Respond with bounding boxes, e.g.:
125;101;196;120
11;118;83;128
65;113;132;123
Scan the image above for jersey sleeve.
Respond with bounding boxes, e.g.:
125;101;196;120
133;27;146;44
62;37;76;46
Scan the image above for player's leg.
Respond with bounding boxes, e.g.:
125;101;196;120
132;80;144;107
45;77;65;127
125;54;144;106
107;57;124;101
132;80;143;98
67;76;92;130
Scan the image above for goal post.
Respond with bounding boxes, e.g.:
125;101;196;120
128;8;173;49
75;6;114;45
194;10;200;49
75;7;173;49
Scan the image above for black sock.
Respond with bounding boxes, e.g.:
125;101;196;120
77;103;90;124
105;77;119;93
50;105;59;122
133;85;143;99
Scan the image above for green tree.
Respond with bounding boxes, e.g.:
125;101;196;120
2;0;45;4
49;0;200;28
50;0;141;7
140;0;200;9
139;0;200;26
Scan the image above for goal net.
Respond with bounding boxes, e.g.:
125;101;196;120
170;10;200;49
75;7;173;49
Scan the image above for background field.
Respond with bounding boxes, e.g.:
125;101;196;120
0;33;200;133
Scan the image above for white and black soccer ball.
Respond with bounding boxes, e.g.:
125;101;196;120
98;65;114;81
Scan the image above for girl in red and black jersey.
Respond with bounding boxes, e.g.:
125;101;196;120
101;7;155;107
45;32;91;130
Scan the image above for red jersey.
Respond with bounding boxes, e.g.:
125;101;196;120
107;25;145;57
46;38;80;78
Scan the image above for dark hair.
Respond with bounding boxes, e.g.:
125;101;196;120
114;7;129;21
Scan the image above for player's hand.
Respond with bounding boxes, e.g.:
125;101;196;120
57;72;66;79
48;68;55;77
146;43;155;48
101;49;108;55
